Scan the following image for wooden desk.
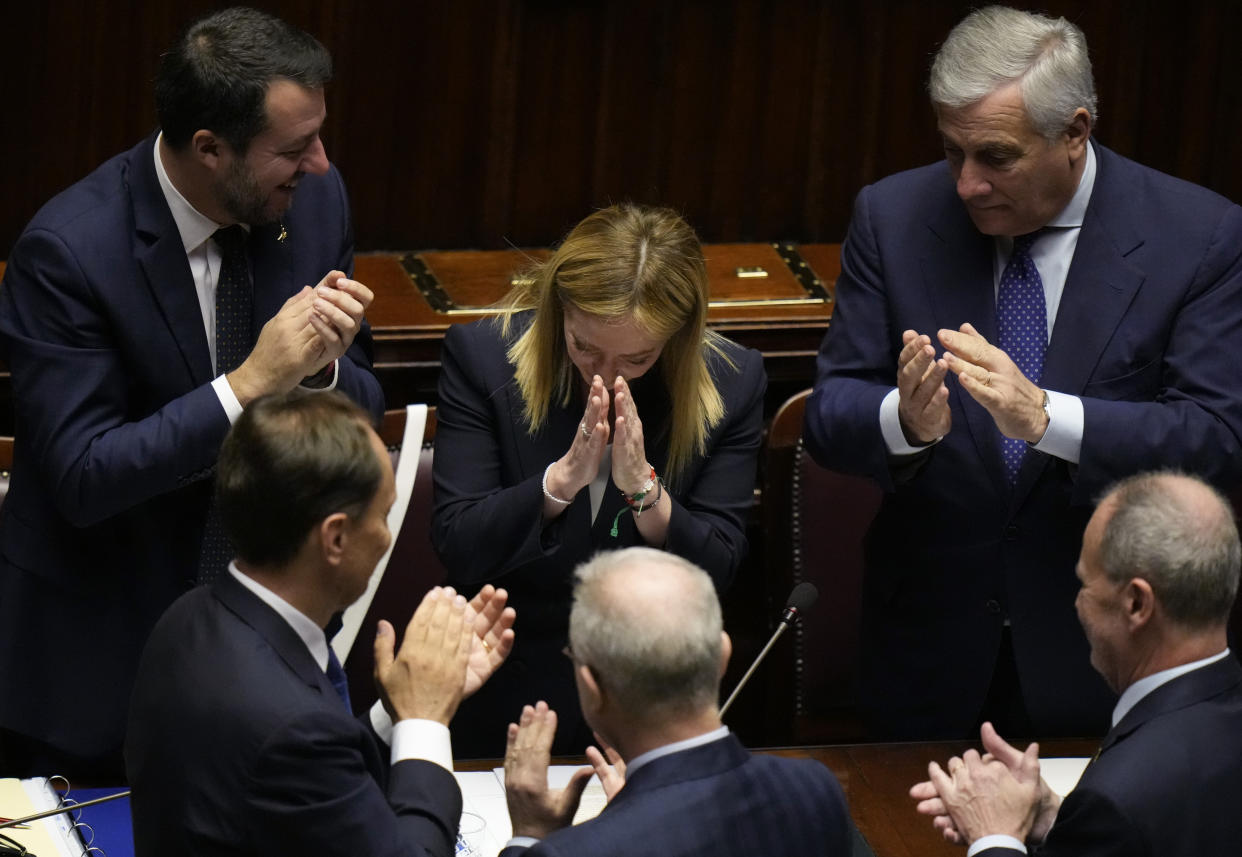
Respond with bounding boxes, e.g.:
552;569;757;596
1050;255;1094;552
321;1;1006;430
769;740;1094;857
457;738;1098;857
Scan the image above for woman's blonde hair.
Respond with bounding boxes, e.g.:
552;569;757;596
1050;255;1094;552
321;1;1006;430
500;204;730;482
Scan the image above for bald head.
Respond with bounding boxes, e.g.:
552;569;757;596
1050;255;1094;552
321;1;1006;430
569;548;723;718
1095;472;1240;631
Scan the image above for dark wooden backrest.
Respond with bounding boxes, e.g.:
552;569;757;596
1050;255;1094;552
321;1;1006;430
761;389;881;744
343;408;446;712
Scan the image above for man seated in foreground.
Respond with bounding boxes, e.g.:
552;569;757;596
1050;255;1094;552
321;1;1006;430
499;546;850;856
910;471;1242;855
126;390;516;857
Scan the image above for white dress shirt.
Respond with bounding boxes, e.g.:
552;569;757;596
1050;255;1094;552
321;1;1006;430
152;134;246;422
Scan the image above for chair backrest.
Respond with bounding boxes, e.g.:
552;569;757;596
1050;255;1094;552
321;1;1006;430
0;436;12;514
761;390;880;744
342;407;446;713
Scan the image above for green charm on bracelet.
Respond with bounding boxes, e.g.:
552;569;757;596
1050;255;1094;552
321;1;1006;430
610;466;662;538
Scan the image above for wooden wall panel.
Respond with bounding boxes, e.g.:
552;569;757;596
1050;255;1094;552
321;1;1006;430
3;1;1241;257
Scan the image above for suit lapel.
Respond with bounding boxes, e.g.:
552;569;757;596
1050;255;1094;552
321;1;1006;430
1040;146;1146;398
1098;657;1242;757
212;572;333;701
250;223;294;341
923;198;1010;497
1011;145;1145;506
129;136;214;386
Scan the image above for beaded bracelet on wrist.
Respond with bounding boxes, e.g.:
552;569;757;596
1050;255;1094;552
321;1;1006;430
542;462;573;505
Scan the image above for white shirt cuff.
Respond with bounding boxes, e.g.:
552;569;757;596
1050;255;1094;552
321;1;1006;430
391;718;453;773
211;374;244;423
880;387;941;455
1030;390;1082;464
505;836;541;849
968;834;1027;855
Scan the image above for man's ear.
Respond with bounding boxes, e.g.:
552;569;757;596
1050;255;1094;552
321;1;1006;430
1063;107;1092;161
578;662;604;715
719;630;733;679
1124;577;1156;631
191;129;226;170
317;512;350;566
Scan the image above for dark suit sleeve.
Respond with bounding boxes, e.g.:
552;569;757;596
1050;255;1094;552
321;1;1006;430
432;323;560;582
245;710;462;857
663;346;765;589
1026;786;1152;857
804;185;905;492
1075;203;1242;500
0;229;230;527
321;166;384;423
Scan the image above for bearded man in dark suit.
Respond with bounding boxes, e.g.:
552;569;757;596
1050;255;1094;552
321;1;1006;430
0;7;384;778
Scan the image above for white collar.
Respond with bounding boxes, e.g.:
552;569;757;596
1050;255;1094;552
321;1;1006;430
1112;648;1231;727
624;725;730;778
228;562;330;671
1045;140;1096;229
152;131;233;254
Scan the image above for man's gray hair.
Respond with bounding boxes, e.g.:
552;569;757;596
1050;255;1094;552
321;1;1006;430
569;547;722;719
929;5;1098;140
1098;472;1241;629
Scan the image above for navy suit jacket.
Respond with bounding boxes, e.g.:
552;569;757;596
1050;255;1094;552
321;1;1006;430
126;572;461;857
432;319;766;755
805;142;1242;738
499;734;850;857
0;135;384;757
980;656;1242;856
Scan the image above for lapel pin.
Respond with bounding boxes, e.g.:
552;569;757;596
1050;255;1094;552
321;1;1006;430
277;223;288;243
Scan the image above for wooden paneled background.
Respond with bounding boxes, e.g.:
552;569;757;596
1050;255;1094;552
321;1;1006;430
3;0;1241;257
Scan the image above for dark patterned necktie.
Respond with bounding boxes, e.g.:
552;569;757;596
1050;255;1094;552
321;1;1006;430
197;226;255;583
326;647;353;712
995;232;1046;483
213;225;253;374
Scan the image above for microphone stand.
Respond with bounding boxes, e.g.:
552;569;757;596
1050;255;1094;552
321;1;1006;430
719;620;794;718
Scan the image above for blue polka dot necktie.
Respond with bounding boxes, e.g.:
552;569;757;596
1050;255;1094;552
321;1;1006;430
326;646;353;712
197;226;255;583
995;232;1046;483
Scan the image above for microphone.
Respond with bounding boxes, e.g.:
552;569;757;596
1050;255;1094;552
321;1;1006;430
719;582;819;718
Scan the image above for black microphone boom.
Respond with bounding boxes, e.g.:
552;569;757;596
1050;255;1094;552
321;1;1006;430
719;582;819;718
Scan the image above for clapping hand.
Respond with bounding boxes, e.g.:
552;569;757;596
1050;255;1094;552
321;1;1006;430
503;702;594;839
544;375;610;506
611;376;652;495
463;584;516;697
896;329;951;444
